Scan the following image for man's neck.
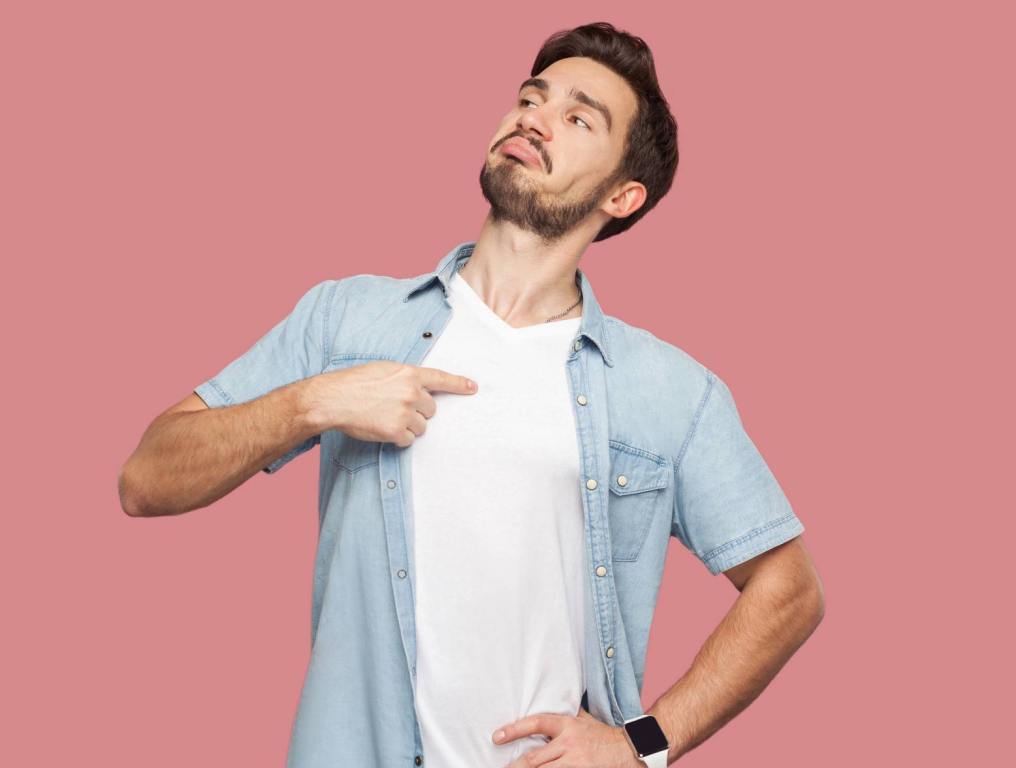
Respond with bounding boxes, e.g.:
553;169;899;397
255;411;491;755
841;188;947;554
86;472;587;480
462;218;588;326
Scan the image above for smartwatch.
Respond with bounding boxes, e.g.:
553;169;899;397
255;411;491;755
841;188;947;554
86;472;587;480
622;714;669;767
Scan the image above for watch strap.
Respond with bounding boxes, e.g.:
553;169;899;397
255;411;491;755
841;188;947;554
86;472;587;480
640;749;668;768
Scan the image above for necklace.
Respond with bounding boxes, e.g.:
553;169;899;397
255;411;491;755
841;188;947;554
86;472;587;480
455;260;583;322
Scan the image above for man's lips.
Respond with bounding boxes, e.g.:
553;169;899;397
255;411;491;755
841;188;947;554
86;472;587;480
499;137;543;170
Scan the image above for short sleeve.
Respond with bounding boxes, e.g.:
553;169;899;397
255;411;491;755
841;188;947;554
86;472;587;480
193;279;339;474
671;370;804;575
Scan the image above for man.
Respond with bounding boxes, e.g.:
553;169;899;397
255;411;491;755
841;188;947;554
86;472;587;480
119;21;824;768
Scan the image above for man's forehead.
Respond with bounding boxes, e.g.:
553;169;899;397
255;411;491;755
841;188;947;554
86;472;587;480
528;57;636;132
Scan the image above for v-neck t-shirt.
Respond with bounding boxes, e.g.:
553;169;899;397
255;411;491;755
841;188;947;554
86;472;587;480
408;269;587;766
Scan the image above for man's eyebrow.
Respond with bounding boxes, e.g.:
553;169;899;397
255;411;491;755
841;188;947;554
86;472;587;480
518;77;613;133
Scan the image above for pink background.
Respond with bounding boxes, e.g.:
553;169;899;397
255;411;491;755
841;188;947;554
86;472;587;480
3;1;1012;765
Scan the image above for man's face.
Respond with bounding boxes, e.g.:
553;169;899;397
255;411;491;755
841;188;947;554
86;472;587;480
479;56;640;243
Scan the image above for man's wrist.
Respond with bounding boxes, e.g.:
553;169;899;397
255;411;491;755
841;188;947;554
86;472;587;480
642;708;677;764
290;376;332;436
616;725;646;767
622;714;672;766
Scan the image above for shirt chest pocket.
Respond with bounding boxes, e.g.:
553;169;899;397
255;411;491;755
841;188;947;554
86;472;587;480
328;433;381;474
606;442;671;562
322;356;384;474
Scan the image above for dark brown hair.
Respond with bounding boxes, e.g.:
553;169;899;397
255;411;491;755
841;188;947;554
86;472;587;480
531;22;679;241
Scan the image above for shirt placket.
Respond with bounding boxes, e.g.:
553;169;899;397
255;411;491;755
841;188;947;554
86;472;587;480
378;296;456;765
566;334;625;725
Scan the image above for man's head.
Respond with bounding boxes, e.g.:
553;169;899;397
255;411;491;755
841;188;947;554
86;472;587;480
479;22;679;245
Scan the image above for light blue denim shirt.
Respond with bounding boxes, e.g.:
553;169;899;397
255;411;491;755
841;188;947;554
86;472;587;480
194;240;804;767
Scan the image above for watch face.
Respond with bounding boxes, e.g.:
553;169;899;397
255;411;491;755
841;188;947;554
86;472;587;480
624;715;668;756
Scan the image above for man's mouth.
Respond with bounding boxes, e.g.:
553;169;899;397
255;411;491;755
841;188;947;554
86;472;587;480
499;137;543;170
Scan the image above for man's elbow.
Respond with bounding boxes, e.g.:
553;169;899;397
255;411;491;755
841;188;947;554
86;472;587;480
118;461;149;517
767;560;826;633
780;539;826;629
801;572;826;631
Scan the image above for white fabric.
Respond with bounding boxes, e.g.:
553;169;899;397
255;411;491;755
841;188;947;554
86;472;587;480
409;269;587;767
643;749;670;768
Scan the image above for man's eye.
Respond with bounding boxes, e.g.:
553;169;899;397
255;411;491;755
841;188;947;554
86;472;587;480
518;98;591;130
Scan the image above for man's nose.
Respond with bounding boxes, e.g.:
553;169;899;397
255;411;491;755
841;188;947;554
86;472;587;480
516;107;551;142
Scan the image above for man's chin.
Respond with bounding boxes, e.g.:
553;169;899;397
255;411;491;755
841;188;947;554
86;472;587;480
479;160;546;216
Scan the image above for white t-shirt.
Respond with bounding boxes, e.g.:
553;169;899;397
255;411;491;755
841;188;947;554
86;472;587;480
409;268;587;767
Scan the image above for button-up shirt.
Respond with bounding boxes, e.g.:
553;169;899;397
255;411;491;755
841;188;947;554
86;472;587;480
194;240;805;767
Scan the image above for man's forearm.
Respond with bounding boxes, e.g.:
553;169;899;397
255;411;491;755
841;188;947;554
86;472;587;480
646;571;824;763
119;378;322;517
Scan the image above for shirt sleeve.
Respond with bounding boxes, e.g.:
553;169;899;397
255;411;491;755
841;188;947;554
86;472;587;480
671;369;804;575
193;279;339;475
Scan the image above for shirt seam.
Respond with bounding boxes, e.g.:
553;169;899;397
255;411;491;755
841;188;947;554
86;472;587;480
670;368;715;548
701;513;800;564
674;368;715;474
204;377;234;406
320;278;342;373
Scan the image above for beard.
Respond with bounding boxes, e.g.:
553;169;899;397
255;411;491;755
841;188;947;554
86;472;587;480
478;153;624;245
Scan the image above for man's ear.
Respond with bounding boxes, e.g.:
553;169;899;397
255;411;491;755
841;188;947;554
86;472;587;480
604;179;647;221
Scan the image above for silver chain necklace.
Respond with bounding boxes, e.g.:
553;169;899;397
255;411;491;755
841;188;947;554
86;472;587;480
456;260;583;322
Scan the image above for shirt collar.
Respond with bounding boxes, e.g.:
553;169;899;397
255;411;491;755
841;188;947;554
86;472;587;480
402;240;614;367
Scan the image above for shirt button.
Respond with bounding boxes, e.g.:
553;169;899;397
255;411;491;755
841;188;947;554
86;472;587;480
606;646;615;658
574;339;583;351
422;331;432;338
387;480;397;489
397;569;407;579
616;474;628;487
585;478;598;490
415;757;423;765
576;394;588;406
595;565;607;577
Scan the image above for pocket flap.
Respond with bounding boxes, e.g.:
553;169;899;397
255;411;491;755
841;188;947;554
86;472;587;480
607;442;670;495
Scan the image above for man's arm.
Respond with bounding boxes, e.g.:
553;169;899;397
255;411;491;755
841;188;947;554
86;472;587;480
118;381;323;517
118;279;343;517
646;535;825;763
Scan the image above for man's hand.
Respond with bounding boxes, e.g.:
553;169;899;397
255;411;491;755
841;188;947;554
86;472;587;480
304;360;478;445
494;707;643;767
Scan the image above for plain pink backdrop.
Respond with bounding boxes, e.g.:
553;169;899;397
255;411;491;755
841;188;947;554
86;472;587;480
3;1;1012;765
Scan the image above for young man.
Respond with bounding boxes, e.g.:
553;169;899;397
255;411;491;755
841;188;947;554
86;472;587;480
120;22;824;768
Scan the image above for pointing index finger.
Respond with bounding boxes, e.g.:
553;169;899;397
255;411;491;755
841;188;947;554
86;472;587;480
417;366;477;394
